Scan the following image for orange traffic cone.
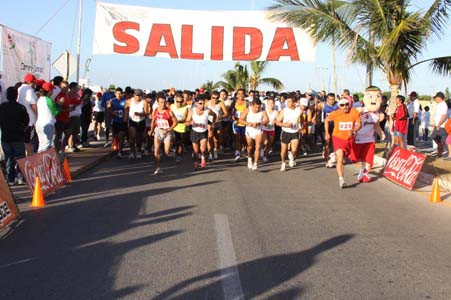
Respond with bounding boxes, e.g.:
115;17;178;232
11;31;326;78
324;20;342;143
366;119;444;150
63;158;72;182
430;178;442;203
112;138;118;151
31;176;45;208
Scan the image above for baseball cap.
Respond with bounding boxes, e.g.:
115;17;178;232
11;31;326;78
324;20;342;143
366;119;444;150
35;79;45;89
134;89;144;96
433;91;445;99
42;82;54;92
338;98;350;105
409;91;418;97
108;84;115;90
23;73;36;83
199;87;205;93
96;92;103;98
306;88;313;95
300;98;308;106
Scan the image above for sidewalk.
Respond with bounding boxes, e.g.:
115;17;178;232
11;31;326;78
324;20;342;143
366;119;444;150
8;140;114;204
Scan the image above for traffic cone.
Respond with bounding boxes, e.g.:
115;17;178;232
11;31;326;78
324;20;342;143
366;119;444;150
112;138;118;151
30;176;45;208
63;158;72;182
430;178;442;203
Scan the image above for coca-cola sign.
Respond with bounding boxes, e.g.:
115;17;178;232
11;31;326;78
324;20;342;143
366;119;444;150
383;146;426;190
17;148;67;196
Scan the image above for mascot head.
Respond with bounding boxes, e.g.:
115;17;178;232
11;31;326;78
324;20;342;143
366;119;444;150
363;86;382;112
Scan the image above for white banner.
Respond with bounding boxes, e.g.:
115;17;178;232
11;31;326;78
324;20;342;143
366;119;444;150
0;25;52;88
93;2;316;62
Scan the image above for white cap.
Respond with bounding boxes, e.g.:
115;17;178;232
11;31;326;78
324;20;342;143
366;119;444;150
300;98;308;106
338;98;349;105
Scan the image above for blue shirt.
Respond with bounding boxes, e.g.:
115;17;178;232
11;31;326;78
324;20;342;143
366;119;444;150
101;91;115;109
110;98;126;124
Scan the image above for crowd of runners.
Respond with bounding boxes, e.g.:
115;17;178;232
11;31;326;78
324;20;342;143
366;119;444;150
1;73;451;188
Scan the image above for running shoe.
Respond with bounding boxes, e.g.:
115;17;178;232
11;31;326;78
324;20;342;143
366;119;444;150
357;168;365;182
128;152;136;160
154;167;162;175
235;150;241;161
208;153;213;162
339;177;346;189
289;158;296;168
280;162;286;172
96;134;101;141
248;158;253;169
288;151;294;162
200;160;207;168
136;152;142;159
252;163;258;171
16;178;25;185
213;149;218;160
263;156;268;163
303;152;308;156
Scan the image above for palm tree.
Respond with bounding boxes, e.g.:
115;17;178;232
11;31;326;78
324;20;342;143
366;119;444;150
249;61;285;91
269;0;451;113
217;62;250;92
201;80;221;92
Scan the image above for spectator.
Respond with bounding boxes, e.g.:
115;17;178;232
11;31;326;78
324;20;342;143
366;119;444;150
35;82;60;152
392;95;408;149
406;91;420;147
80;88;93;147
0;87;29;185
67;82;82;152
54;81;72;155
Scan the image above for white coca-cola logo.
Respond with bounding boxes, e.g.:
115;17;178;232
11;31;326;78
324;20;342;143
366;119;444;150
22;153;66;193
384;149;425;186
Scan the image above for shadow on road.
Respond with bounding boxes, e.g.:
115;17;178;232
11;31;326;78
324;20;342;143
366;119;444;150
152;234;354;300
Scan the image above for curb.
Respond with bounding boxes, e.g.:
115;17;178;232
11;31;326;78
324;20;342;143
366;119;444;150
373;156;451;192
71;150;115;178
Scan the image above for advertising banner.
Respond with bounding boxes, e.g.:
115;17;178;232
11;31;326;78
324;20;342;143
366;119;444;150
17;148;67;196
0;24;52;88
383;147;426;190
0;172;20;231
93;2;316;62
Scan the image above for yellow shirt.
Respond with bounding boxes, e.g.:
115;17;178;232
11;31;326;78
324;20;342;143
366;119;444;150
234;101;247;127
171;104;188;133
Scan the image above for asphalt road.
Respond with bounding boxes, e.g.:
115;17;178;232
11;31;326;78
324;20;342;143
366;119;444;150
1;151;451;300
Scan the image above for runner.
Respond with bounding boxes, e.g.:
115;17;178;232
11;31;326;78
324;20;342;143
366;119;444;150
185;95;217;169
261;96;278;162
108;87;127;158
299;97;313;155
101;84;116;147
206;90;228;161
149;93;178;174
53;81;72;156
325;97;361;188
276;93;302;171
240;98;269;170
125;89;150;159
219;89;233;151
319;93;339;167
231;89;248;161
93;91;104;141
171;92;189;163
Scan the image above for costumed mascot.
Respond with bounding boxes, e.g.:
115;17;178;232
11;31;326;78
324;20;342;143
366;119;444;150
352;86;386;183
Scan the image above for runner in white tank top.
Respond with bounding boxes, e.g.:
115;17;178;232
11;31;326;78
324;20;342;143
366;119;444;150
206;91;228;161
276;95;301;171
239;98;268;171
262;97;279;162
125;89;150;159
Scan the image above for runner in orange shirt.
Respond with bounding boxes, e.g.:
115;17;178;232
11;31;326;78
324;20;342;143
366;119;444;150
325;98;361;188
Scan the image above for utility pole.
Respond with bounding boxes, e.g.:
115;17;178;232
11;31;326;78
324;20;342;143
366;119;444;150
76;0;83;83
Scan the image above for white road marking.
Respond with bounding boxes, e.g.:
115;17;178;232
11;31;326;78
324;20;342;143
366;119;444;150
214;214;245;300
0;257;36;269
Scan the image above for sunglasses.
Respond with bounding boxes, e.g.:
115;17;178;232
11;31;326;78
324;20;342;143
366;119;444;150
339;103;350;107
197;102;204;105
176;101;183;103
212;97;219;100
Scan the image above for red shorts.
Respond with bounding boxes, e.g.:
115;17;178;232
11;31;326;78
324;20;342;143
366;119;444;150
332;136;354;157
350;142;375;166
263;130;275;137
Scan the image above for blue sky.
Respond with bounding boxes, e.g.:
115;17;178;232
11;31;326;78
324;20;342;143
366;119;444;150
2;0;450;94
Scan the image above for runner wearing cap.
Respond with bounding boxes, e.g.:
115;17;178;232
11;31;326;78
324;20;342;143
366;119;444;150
35;82;61;152
108;87;127;158
325;97;361;188
149;93;178;174
240;98;269;170
18;73;38;156
171;92;188;163
125;89;150;159
276;93;301;171
299;97;313;156
185;95;217;169
206;90;228;161
262;96;278;162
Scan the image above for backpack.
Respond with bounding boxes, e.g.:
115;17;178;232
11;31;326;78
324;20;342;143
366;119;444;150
445;118;451;135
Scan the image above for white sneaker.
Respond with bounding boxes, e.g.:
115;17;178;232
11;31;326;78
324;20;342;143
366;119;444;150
252;163;257;171
303;152;308;156
280;162;286;172
288;151;294;161
154;167;162;175
136;152;142;159
208;153;213;162
248;158;253;169
235;150;241;161
96;134;101;141
213;149;218;160
263;156;268;163
289;158;296;167
339;177;346;189
128;152;136;160
357;168;365;181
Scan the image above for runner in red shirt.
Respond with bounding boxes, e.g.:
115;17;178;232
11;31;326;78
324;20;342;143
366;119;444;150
54;81;73;154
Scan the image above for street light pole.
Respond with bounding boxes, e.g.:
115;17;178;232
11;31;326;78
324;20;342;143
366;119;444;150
76;0;83;83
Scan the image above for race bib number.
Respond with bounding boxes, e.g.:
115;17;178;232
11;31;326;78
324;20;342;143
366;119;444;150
339;121;353;131
235;111;241;118
193;123;207;129
266;123;274;129
116;110;123;119
290;123;298;129
175;113;183;121
157;119;170;129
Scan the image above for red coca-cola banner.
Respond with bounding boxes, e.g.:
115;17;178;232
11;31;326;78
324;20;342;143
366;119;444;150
17;148;67;196
383;146;426;190
0;172;20;231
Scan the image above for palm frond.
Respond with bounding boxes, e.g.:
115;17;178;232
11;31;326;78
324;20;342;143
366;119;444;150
260;78;285;91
